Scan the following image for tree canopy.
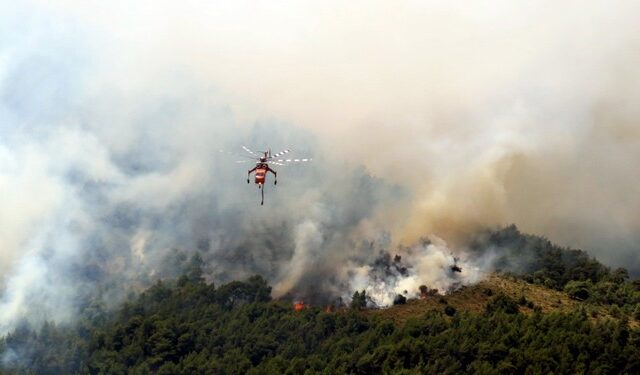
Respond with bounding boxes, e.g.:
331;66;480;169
3;228;640;374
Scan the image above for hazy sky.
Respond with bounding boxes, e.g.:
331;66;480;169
28;0;639;260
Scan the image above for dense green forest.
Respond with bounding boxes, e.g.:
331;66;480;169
471;225;640;315
2;226;640;374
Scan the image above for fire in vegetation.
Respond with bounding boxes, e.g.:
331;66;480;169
283;237;489;310
293;301;306;311
419;285;440;299
346;238;485;307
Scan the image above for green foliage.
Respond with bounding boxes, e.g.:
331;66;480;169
3;271;640;375
3;234;640;374
350;290;367;310
444;305;456;316
563;276;640;310
470;225;611;289
486;294;519;315
565;280;592;301
473;225;640;313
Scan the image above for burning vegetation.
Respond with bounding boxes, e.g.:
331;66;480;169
293;301;307;311
344;239;483;308
419;285;440;299
281;240;481;311
293;301;337;313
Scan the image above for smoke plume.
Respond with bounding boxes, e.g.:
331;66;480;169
2;0;640;333
348;236;486;307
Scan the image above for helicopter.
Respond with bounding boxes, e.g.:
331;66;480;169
237;146;311;205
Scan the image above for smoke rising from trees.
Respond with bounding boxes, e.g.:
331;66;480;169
2;1;640;332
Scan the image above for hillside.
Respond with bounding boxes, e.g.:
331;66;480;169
2;227;640;374
368;274;637;327
366;274;577;323
2;273;640;374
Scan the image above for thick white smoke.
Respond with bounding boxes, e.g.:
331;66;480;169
2;0;640;333
347;237;486;307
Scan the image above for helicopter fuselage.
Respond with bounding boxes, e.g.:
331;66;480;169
255;164;268;185
242;146;308;205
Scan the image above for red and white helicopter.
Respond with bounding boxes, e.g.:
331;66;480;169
237;146;311;205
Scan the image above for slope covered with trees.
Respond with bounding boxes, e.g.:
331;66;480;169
470;225;640;315
2;226;640;374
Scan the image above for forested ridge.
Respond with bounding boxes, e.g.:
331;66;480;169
2;226;640;374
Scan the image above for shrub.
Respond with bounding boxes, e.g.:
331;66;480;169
486;294;519;315
565;281;591;301
444;306;456;316
393;294;407;305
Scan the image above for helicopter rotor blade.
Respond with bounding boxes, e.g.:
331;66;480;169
275;158;312;163
242;145;260;157
235;160;259;163
220;149;259;160
269;149;290;159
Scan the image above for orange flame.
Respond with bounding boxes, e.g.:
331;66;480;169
294;301;305;311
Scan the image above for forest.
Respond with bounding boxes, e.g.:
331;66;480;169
2;226;640;374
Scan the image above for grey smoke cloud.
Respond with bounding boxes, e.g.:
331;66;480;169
0;18;407;332
2;0;640;332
